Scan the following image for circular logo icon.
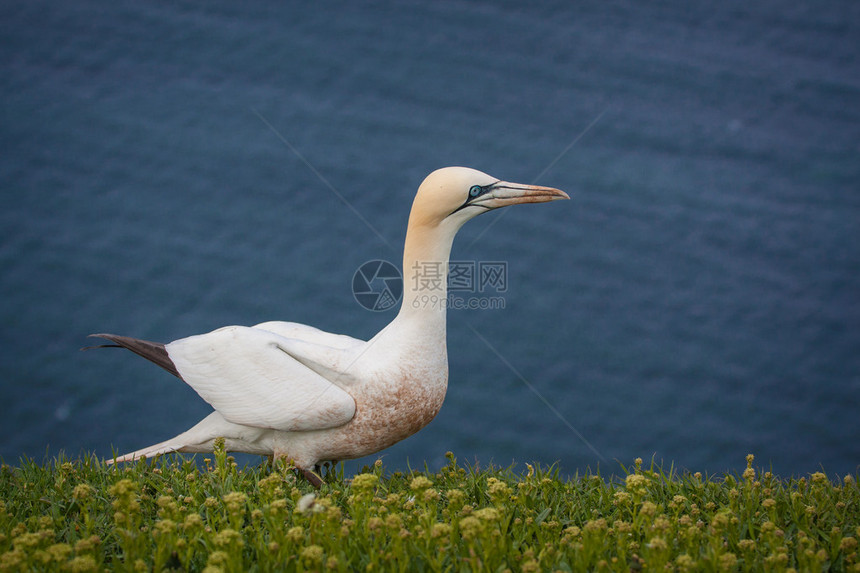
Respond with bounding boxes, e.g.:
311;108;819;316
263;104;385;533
352;260;403;311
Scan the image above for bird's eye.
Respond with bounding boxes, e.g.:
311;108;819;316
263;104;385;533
469;185;482;197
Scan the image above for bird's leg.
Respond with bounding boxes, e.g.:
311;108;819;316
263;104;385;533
272;450;323;488
300;468;323;489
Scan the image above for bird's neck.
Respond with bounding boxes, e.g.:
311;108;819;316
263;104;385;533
393;219;459;333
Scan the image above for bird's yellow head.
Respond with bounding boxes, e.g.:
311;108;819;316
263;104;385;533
408;166;569;230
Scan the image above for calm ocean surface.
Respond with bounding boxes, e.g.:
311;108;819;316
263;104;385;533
2;1;858;477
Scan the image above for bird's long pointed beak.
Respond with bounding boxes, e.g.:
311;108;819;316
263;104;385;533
471;181;569;210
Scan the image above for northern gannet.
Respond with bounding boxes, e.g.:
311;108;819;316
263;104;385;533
89;166;568;485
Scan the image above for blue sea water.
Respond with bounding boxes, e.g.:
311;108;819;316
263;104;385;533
1;1;858;478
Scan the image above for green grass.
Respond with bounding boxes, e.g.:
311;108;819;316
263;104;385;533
1;444;858;572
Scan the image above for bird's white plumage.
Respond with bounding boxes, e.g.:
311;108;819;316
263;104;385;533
166;326;356;431
98;167;569;475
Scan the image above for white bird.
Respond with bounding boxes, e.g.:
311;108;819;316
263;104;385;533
89;166;568;485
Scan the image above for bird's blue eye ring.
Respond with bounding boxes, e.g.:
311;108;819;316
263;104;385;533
469;185;482;197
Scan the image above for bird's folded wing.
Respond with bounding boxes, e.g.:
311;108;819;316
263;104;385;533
253;321;364;350
166;326;356;432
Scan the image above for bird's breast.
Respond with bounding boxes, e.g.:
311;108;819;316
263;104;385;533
318;357;447;460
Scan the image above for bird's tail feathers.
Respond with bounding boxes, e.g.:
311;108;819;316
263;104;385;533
85;333;181;379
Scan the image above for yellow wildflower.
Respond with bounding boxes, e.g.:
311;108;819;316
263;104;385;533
301;545;324;566
676;554;694;571
213;529;243;548
223;491;247;510
474;507;500;522
73;535;100;554
47;543;72;562
486;477;512;502
66;555;98;573
351;473;379;493
639;501;657;517
385;513;402;530
72;484;94;502
719;553;738;571
626;473;649;495
183;513;203;530
410;476;433;491
446;488;465;507
459;516;482;539
287;526;304;543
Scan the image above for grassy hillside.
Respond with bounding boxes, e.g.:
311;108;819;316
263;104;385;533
1;445;858;572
